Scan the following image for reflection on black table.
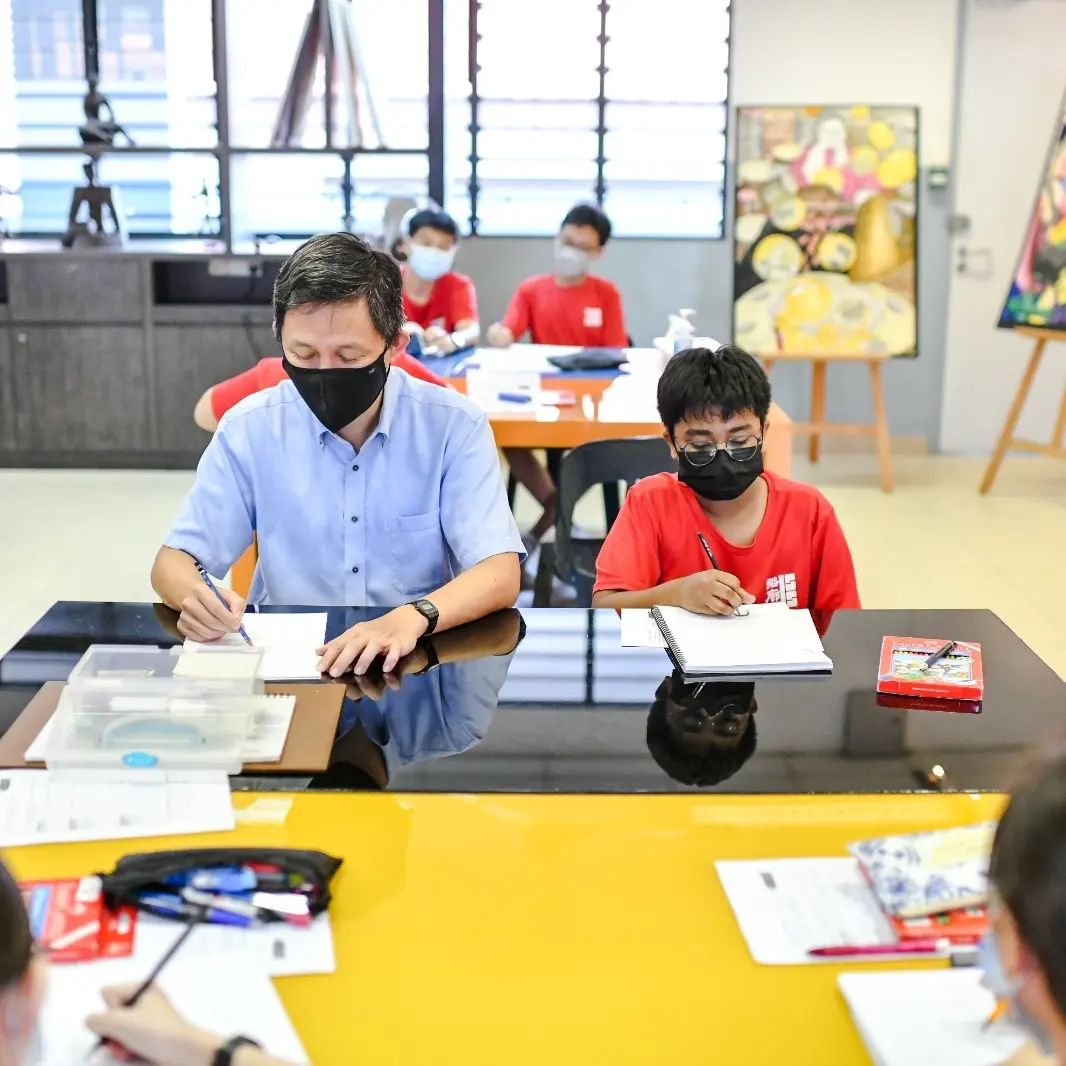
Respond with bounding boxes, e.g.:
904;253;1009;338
2;605;1064;794
311;610;524;789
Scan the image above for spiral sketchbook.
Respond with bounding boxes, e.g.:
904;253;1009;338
650;604;833;678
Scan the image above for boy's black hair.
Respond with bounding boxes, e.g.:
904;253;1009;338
991;749;1066;1015
0;860;32;990
561;203;612;247
646;678;758;787
657;345;771;433
407;208;460;241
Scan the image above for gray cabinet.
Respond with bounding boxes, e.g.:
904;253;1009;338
153;324;274;453
0;325;14;450
10;327;150;451
6;259;143;323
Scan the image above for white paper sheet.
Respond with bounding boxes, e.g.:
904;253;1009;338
619;609;667;649
181;613;328;681
715;857;915;965
132;910;335;978
838;970;1025;1066
41;952;309;1065
25;694;296;766
0;769;234;847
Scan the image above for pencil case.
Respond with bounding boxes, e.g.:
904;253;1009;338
98;847;342;921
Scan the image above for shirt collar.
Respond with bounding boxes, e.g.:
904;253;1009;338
315;363;403;448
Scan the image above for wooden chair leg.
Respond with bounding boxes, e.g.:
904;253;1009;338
979;337;1047;494
1051;384;1066;451
809;360;827;463
868;359;894;493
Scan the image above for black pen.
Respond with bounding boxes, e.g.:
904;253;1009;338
89;922;197;1055
925;640;957;669
696;532;747;617
195;562;253;646
696;532;720;570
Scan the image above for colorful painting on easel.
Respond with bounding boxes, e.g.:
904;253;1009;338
999;94;1066;332
734;106;918;357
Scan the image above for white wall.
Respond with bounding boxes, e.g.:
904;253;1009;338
731;0;958;166
939;0;1066;454
461;0;961;446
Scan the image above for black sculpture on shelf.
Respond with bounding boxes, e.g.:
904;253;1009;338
62;0;133;248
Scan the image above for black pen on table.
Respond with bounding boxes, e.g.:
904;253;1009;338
195;562;253;646
924;640;957;669
89;922;197;1056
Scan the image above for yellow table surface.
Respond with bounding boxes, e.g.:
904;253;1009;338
5;790;1007;1065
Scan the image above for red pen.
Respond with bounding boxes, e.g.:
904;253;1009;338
808;938;950;958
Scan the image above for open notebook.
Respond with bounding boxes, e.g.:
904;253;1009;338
651;604;832;678
838;970;1024;1066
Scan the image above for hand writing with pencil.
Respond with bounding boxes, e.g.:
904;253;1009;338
674;569;756;617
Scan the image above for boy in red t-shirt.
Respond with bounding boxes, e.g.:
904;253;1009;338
399;208;479;354
193;354;449;432
592;346;859;631
486;204;628;543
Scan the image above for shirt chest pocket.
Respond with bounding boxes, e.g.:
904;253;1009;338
388;509;449;597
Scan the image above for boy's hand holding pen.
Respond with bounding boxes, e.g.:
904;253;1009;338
675;533;756;617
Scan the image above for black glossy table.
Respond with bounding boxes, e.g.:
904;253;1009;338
1;603;1063;794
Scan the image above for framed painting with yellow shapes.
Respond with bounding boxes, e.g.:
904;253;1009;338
733;105;919;357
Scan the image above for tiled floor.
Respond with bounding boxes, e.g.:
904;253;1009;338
1;454;1064;678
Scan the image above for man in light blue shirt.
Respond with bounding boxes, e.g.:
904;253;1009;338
152;233;523;675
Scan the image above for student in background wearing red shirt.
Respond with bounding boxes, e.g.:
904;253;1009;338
400;208;480;355
486;204;628;543
193;353;450;432
592;346;859;632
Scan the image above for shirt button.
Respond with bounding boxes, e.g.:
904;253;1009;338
351;566;359;574
350;515;358;523
352;463;359;472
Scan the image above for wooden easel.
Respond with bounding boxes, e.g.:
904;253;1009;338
979;327;1066;494
760;351;894;492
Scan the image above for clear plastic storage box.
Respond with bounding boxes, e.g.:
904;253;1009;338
44;644;265;775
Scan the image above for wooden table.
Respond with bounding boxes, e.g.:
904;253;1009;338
452;375;795;479
760;351;893;492
6;790;1005;1065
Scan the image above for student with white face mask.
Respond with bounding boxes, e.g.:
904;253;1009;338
399;209;480;355
983;752;1066;1066
0;859;293;1066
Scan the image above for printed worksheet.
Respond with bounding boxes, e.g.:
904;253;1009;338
0;769;234;847
180;612;328;680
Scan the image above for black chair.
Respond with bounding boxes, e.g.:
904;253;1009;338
532;437;676;607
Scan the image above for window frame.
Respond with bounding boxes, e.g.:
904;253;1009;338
460;0;732;240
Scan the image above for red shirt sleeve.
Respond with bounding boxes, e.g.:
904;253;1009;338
809;504;861;622
209;361;274;421
600;281;628;347
501;281;533;339
394;353;449;388
593;488;664;595
447;273;478;328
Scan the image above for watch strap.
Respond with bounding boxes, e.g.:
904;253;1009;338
212;1036;263;1066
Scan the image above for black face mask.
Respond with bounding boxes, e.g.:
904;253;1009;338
284;348;389;434
676;447;764;502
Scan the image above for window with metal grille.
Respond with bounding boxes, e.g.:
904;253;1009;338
444;0;730;238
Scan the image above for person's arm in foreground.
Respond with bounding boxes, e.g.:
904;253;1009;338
316;553;519;676
589;492;754;617
150;430;255;641
317;414;523;675
87;985;294;1066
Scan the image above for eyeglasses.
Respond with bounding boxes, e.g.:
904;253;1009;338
677;436;763;467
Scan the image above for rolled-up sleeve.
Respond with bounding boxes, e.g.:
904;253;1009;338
164;424;256;578
439;413;525;571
